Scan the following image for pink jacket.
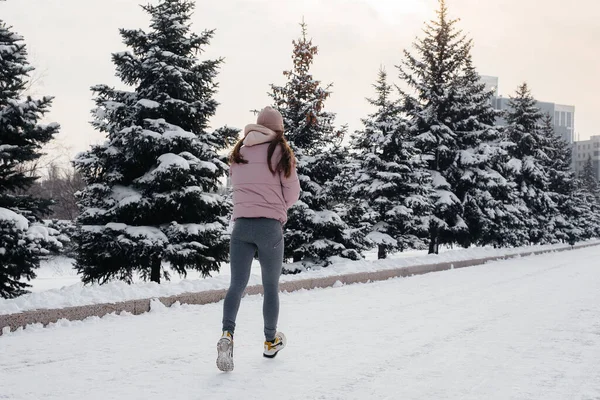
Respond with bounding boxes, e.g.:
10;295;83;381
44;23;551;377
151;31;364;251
230;125;301;224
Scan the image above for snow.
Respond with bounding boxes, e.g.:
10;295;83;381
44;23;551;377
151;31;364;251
111;185;143;206
1;241;597;315
26;224;61;246
430;170;449;188
310;239;341;250
79;208;106;219
171;222;223;235
140;129;162;140
103;100;124;111
136;99;160;108
157;153;190;170
105;223;168;243
197;160;219;172
435;189;459;206
366;231;398;246
0;207;29;231
137;153;191;183
458;149;479;164
3;246;600;399
103;146;119;156
508;158;523;173
0;144;18;154
162;128;196;141
0;44;17;53
310;210;341;224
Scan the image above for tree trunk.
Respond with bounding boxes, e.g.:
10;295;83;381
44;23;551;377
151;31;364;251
150;258;161;284
428;228;438;254
377;244;387;260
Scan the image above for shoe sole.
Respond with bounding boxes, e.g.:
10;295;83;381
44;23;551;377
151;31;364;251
216;339;234;372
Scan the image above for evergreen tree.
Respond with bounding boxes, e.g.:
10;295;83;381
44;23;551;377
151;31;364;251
538;114;580;243
350;68;432;259
269;21;363;268
578;155;600;238
397;0;516;253
504;83;557;244
580;155;600;203
0;21;60;298
74;0;237;284
449;57;527;248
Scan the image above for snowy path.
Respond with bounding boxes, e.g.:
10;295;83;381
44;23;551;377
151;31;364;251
2;246;600;400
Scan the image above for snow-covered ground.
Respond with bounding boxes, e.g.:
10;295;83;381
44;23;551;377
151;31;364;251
26;247;443;293
2;245;600;399
3;241;597;315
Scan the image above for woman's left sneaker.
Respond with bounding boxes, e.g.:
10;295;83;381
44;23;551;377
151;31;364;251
216;331;234;372
263;332;286;358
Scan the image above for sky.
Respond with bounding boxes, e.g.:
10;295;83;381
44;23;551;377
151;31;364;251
2;0;599;165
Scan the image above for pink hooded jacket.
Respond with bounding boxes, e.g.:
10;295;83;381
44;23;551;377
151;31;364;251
230;124;301;224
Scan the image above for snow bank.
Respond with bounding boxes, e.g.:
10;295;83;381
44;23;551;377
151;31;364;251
0;240;598;315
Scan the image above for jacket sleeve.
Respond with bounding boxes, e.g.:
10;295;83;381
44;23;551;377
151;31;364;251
280;165;301;209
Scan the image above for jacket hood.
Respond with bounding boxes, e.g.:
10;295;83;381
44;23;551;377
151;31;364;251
243;124;277;147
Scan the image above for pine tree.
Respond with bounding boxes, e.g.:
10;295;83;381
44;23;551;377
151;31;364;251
570;179;599;242
578;155;600;238
504;83;557;244
0;21;60;298
580;155;600;203
537;114;581;244
269;21;363;269
398;0;508;253
74;0;237;284
451;57;528;248
350;68;432;259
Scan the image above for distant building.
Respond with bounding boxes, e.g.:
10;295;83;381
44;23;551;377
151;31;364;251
479;75;498;98
479;75;575;144
572;135;600;180
554;104;575;145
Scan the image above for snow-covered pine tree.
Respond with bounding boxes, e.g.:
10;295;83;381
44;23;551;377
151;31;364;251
578;155;600;238
0;21;60;298
538;114;582;244
74;0;237;284
504;83;557;244
580;155;600;203
269;21;363;269
350;68;432;259
570;180;599;243
450;56;528;248
397;0;477;253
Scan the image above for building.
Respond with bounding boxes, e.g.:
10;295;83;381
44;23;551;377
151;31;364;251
554;104;576;145
479;75;498;98
572;135;600;179
480;75;575;144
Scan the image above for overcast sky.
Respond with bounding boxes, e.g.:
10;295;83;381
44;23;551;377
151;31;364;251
2;0;599;163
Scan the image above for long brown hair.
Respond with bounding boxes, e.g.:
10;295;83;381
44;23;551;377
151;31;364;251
229;130;296;178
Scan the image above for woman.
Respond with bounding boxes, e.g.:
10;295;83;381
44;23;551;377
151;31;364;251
217;106;301;372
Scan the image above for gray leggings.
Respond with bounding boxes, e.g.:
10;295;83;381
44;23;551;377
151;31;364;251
222;217;284;341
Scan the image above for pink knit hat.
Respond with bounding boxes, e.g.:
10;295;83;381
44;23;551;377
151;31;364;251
257;106;284;132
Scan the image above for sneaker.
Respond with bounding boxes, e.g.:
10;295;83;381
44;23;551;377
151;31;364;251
216;331;234;372
263;332;286;358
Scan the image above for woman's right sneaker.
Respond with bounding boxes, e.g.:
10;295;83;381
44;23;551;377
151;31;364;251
263;332;286;358
216;331;234;372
